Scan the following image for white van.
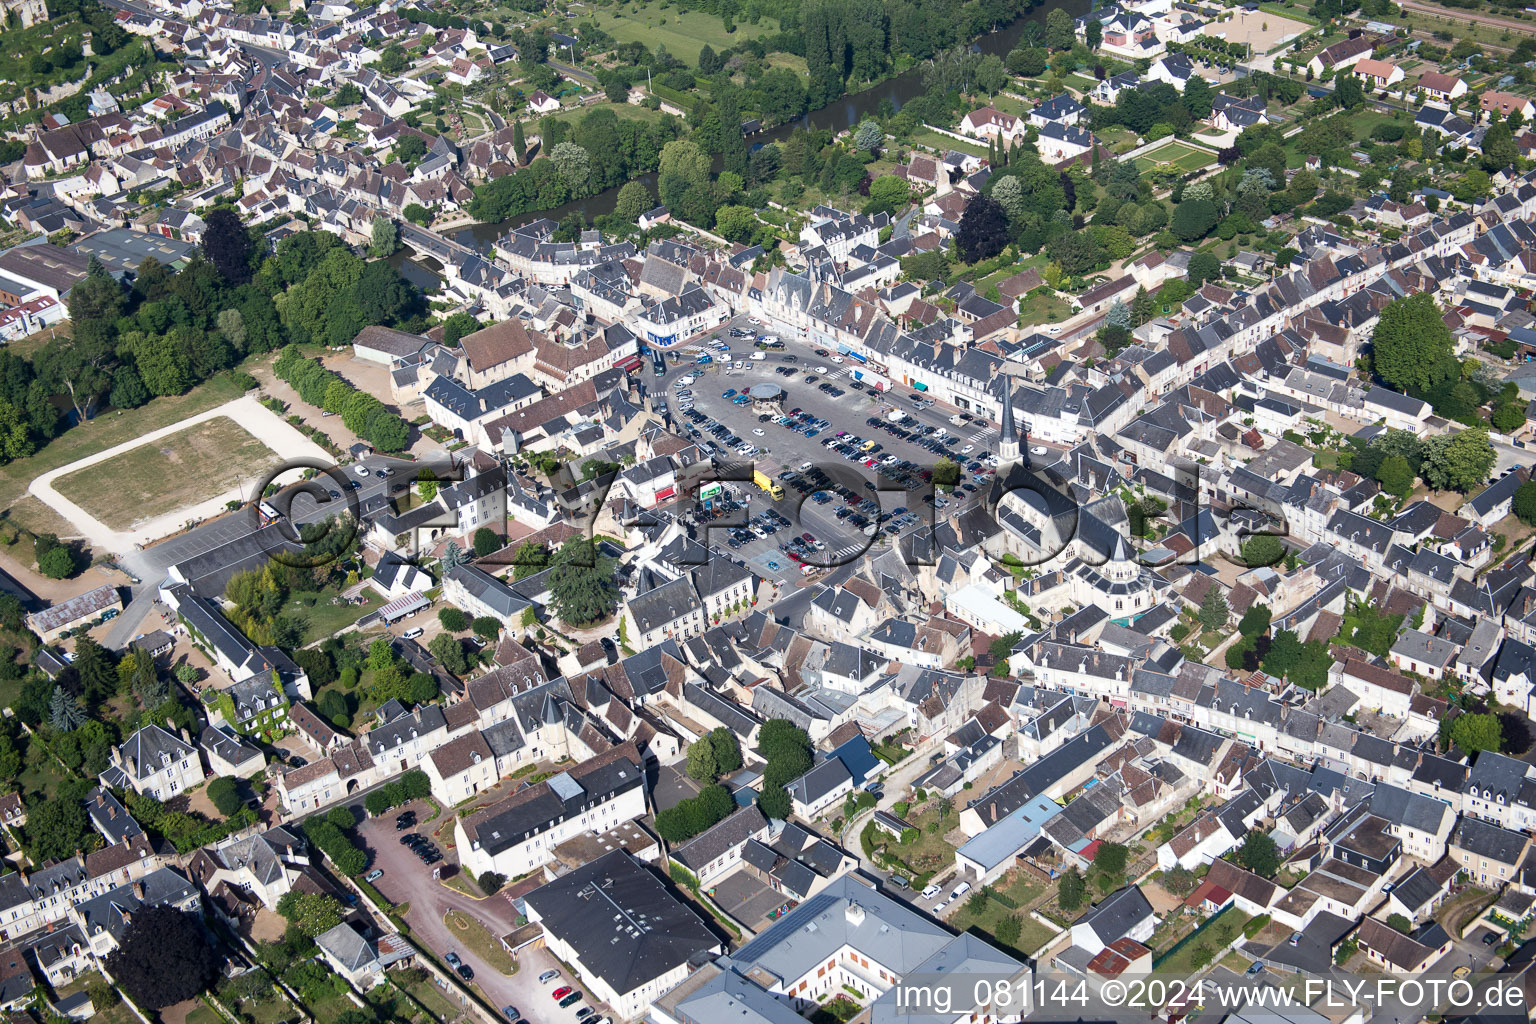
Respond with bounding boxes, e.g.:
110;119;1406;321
950;881;971;900
402;627;424;640
950;414;965;425
750;351;766;361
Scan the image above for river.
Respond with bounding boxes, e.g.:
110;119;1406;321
397;0;1090;280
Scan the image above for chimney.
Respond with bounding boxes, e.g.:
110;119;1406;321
132;881;144;900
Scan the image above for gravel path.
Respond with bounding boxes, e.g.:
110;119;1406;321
28;395;333;556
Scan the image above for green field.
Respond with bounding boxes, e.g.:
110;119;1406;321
588;5;782;65
1134;139;1218;173
54;417;281;531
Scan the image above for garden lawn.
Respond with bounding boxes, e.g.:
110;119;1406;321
908;129;988;158
1134;139;1217;174
1016;288;1072;328
283;588;384;644
590;5;782;65
947;892;1056;956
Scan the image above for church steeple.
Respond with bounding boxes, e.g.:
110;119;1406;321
997;377;1020;464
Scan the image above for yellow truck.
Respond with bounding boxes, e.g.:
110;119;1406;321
753;469;785;500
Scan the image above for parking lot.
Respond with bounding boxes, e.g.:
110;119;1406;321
652;318;1003;580
357;805;613;1024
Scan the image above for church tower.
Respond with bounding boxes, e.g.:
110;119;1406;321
997;377;1021;464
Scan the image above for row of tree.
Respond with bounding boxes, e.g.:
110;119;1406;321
272;345;409;452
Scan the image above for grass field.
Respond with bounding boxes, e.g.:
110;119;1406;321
0;371;249;514
909;128;988;158
550;98;673;128
442;909;519;976
53;416;281;531
1134;139;1218;173
588;5;781;65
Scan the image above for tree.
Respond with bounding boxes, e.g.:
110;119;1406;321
1092;841;1129;883
1371;293;1455;393
1387;913;1412;934
105;905;221;1010
686;737;720;782
207;776;242;816
327;805;355;831
472;527;500;558
439;607;469;632
1183;74;1213;119
1377;454;1415;498
547;538;619;627
709;727;743;775
1448;712;1502;755
477;870;506;896
1238;604;1272;638
472;616;501;640
276;891;343;937
614;180;652;223
203;207;254;285
74;636;117;704
1163;865;1197;896
757;781;792;821
989;631;1023;664
1198;587;1229;631
1045;7;1074;49
955;195;1009;264
853;118;884;154
1171;198;1219;242
1514;481;1536;525
1085;19;1103;50
49;685;86;731
1334;72;1364;109
1058;868;1086;911
510;120;527;166
429;633;468;677
1006;46;1047;77
1421;428;1495;493
1187;251;1222;288
25;786;92;862
550;142;594;196
866;175;911;216
39;544;76;579
370;216;399;258
1240;534;1285;568
1235;830;1280;878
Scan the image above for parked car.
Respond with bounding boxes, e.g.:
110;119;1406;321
552;988;573;1000
364;869;384;883
445;952;462;968
503;1008;521;1022
539;971;561;984
457;964;474;981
